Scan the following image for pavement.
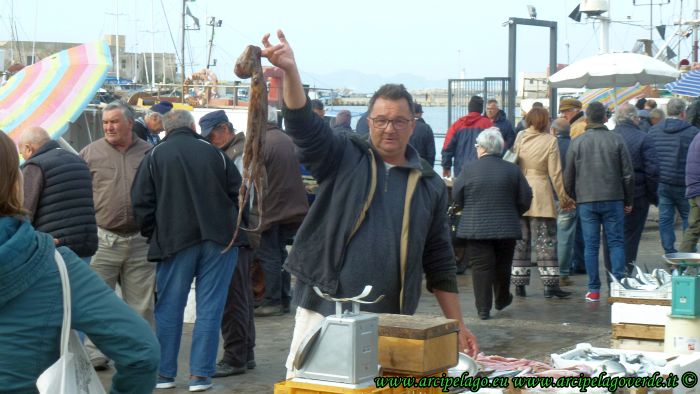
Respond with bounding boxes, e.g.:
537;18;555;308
98;210;677;393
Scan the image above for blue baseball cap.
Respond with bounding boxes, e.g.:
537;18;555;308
199;110;229;138
150;101;173;115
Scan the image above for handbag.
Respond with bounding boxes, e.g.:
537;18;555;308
36;250;106;394
503;132;523;164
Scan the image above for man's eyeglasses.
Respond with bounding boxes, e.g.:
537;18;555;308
369;117;412;130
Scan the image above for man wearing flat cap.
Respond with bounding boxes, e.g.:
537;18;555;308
559;98;587;139
199;109;256;378
133;101;173;146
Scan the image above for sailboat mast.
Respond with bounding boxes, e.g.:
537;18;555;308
181;0;186;102
151;0;156;89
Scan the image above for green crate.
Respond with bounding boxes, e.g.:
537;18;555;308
672;276;700;317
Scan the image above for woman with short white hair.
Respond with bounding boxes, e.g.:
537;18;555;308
452;128;532;320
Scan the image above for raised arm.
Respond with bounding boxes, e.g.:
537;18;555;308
262;30;305;110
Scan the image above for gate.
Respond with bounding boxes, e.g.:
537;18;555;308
447;78;511;127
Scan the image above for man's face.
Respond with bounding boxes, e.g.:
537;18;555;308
486;102;499;120
369;98;415;161
559;108;578;122
102;109;133;148
145;114;163;134
207;123;234;148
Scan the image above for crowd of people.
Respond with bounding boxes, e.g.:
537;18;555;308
445;93;699;311
2;28;700;393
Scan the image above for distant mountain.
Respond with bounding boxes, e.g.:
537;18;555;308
301;70;445;93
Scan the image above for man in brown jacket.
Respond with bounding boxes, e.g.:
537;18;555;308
253;109;309;317
79;100;154;370
199;110;257;378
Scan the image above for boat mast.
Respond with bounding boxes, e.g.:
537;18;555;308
181;0;186;102
151;0;156;89
695;0;699;62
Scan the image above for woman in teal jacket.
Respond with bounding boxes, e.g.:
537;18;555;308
0;131;159;394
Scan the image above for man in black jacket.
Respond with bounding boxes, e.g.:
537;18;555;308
19;127;97;261
131;110;241;391
603;104;659;276
564;102;634;303
485;99;515;151
409;103;436;166
261;30;478;378
648;98;700;254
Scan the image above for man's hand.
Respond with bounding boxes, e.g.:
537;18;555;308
442;168;451;178
624;205;633;214
54;239;60;245
261;29;306;110
458;321;479;357
261;30;297;73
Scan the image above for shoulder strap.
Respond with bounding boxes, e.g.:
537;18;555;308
54;250;71;357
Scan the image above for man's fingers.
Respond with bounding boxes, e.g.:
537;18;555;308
277;29;287;44
261;33;271;48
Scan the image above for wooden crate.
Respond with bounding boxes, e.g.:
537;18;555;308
377;314;459;376
611;323;665;341
610;338;666;352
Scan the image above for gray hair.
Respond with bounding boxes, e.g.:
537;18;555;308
162;110;195;132
19;126;51;147
667;98;686;117
476;127;504;155
615;103;638;123
551;118;570;135
649;108;665;122
104;100;135;122
145;110;162;121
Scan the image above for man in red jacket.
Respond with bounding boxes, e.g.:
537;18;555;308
441;96;493;178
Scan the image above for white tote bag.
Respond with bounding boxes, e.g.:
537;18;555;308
36;251;106;394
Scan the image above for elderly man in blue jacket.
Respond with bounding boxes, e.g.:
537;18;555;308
260;30;479;378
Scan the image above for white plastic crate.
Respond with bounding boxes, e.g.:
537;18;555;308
610;282;672;300
611;302;671;325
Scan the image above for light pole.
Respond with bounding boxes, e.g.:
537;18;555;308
206;17;222;70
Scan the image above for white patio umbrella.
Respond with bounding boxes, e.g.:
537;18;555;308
549;52;679;109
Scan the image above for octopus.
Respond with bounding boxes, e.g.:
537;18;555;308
226;45;268;250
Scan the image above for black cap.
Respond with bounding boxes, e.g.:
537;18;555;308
198;110;229;138
151;101;173;115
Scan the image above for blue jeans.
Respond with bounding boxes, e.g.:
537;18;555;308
155;241;238;378
658;183;690;253
556;202;577;276
578;201;625;292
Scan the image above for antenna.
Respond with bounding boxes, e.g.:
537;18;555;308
633;0;671;41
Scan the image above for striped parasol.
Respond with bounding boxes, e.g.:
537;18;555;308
578;84;651;110
665;69;700;97
0;42;112;143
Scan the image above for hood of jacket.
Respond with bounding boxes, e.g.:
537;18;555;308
458;112;491;128
0;216;53;308
655;118;695;134
492;109;508;124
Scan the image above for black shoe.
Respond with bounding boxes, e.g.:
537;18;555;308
213;360;246;378
495;293;513;311
544;286;572;299
515;285;526;297
254;304;283;317
477;311;490;320
246;359;256;370
282;299;291;314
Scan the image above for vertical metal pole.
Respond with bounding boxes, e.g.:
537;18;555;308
181;0;186;103
508;20;517;126
550;23;558;116
695;0;699;62
448;79;453;127
151;0;156;89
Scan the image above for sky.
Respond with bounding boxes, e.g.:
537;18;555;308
2;0;699;90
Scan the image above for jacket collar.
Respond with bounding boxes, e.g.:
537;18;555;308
29;139;60;160
585;123;608;131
